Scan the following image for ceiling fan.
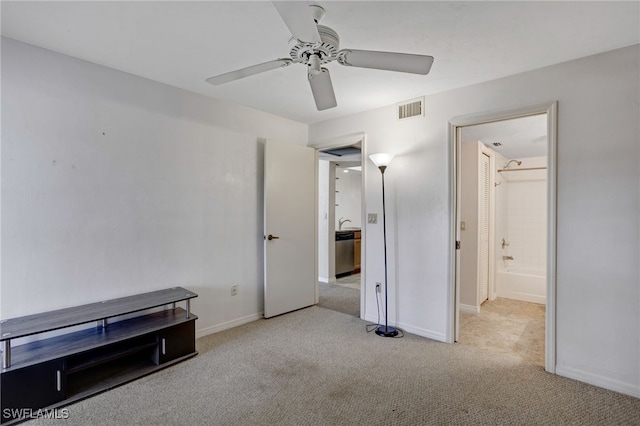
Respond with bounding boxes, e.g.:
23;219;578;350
205;1;434;111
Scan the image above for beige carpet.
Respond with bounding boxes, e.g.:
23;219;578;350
25;305;639;426
459;298;546;366
318;274;361;317
318;282;360;317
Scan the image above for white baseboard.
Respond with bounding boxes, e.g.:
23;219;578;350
556;365;640;398
459;303;480;314
196;312;263;339
399;322;447;342
498;291;546;305
363;314;447;342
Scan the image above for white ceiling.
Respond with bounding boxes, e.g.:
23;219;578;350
2;1;639;125
461;114;548;159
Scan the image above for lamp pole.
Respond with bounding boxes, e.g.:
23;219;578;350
369;153;399;338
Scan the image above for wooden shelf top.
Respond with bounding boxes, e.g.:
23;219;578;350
0;287;197;341
4;308;197;372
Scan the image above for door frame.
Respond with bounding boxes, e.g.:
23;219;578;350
447;102;558;373
311;132;367;319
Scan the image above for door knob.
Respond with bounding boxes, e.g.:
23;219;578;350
267;234;280;241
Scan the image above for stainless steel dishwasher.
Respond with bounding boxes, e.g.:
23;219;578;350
335;231;355;277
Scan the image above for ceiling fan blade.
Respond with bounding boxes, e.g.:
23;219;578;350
272;1;321;44
308;68;337;111
205;58;293;85
338;49;434;75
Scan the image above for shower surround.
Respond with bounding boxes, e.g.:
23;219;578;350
496;156;547;304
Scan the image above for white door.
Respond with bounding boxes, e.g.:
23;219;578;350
264;140;317;318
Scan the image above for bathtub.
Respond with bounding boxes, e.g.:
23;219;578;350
496;268;546;305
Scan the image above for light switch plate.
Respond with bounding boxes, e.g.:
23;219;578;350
368;213;378;224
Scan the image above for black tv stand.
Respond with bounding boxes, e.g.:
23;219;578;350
0;287;198;424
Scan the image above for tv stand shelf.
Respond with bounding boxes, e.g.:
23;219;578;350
0;287;198;425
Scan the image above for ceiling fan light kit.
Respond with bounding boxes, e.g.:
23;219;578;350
308;67;336;110
206;2;434;111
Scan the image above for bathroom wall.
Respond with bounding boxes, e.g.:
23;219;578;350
461;148;547;308
500;156;547;273
494;151;509;274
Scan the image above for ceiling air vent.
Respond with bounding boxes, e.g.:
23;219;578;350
397;97;424;120
320;146;361;157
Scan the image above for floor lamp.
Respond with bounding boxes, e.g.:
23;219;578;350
369;153;399;337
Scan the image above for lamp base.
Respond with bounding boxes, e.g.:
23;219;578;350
375;325;399;337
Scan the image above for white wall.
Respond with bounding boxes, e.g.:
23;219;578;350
501;156;547;273
309;44;640;396
494;151;509;276
1;38;308;336
317;159;330;282
335;166;362;229
3;36;638;397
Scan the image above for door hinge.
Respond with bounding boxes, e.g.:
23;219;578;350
456;241;461;250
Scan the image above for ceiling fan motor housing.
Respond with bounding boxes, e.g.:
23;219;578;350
289;25;340;66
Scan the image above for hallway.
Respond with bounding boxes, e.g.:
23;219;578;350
458;298;545;366
318;273;360;317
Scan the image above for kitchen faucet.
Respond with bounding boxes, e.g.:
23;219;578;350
339;217;351;230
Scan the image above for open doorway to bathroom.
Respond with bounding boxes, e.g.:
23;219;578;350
317;141;363;317
454;109;554;369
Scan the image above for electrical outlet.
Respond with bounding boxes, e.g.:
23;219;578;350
368;213;378;224
231;284;238;296
376;282;382;293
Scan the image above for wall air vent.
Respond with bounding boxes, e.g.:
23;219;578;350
397;97;424;120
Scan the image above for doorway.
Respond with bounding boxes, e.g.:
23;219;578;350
449;102;558;373
315;134;366;317
458;116;548;366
